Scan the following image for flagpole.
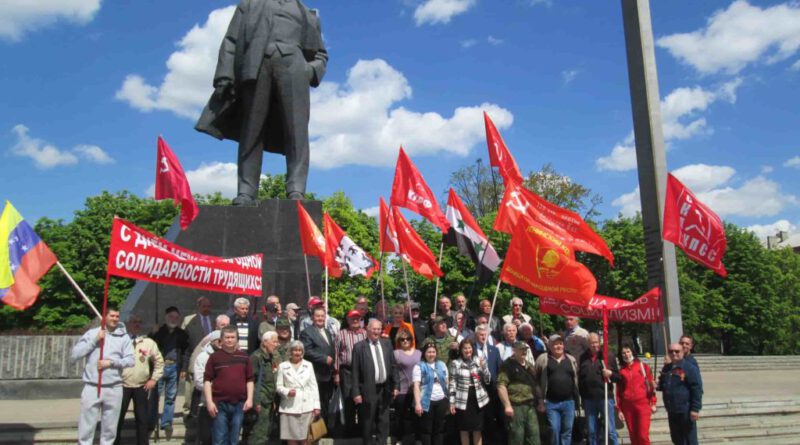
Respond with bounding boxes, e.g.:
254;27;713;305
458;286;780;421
378;252;385;304
467;228;497;302
303;254;312;300
603;305;610;445
432;241;444;317
55;262;102;319
324;266;329;315
488;277;502;327
400;259;411;300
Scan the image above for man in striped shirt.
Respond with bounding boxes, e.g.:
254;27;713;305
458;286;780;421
335;310;367;437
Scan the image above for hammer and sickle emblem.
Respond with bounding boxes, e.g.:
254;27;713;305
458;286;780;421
159;156;170;174
506;191;529;213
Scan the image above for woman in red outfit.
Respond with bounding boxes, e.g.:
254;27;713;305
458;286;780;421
616;343;657;445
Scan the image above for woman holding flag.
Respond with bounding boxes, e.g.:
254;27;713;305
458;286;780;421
617;343;657;445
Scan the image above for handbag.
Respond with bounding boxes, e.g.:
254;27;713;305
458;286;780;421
307;416;328;442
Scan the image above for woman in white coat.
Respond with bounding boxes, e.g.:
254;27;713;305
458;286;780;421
276;340;321;445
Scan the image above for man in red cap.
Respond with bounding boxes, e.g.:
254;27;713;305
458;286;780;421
298;296;340;337
335;310;368;437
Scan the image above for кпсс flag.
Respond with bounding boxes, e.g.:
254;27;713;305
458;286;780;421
500;218;596;305
324;213;378;279
444;188;500;280
155;136;199;230
390;147;450;233
663;173;727;277
0;201;58;309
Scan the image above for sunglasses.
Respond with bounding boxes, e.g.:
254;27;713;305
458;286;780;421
398;338;411;342
512;304;523;307
668;349;682;354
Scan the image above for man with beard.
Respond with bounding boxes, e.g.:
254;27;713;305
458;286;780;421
149;306;190;440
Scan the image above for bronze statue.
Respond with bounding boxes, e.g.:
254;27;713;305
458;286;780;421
195;0;328;205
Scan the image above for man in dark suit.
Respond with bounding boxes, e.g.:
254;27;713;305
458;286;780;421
351;319;399;445
299;305;336;424
195;0;328;203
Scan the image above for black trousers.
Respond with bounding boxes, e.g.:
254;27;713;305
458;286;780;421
196;405;213;445
418;398;449;445
317;379;334;427
667;411;698;445
114;386;149;445
391;392;416;445
359;384;392;445
340;366;359;437
238;53;311;198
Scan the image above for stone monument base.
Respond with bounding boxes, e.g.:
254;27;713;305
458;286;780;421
121;199;323;324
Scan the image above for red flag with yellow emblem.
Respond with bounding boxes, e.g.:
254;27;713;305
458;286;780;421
500;216;596;305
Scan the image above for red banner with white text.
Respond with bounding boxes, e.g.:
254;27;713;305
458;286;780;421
539;288;663;324
107;218;263;296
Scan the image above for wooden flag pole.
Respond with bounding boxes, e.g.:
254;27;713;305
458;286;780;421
55;262;102;319
303;254;312;300
432;241;444;317
400;259;411;300
378;252;385;303
603;305;610;445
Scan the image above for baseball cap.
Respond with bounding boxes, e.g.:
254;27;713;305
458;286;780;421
549;334;564;344
308;297;323;307
276;318;292;329
409;301;421;310
346;310;362;319
286;303;300;311
433;315;447;325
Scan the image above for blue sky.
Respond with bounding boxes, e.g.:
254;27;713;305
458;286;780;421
2;0;799;241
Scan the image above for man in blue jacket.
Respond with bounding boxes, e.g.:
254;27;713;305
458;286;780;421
658;343;703;445
71;308;135;445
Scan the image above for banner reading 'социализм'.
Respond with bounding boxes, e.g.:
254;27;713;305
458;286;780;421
539;287;663;324
107;218;263;296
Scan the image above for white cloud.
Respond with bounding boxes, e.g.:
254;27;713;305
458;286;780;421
74;144;114;164
145;161;239;198
761;165;774;174
361;206;380;218
747;219;797;241
783;156;800;168
700;176;797;217
612;165;797;218
561;69;579;85
791;60;800;71
528;0;553;6
596;79;742;171
414;0;476;26
309;59;513;169
461;39;477;49
612;187;641;217
7;125;116;169
487;36;503;46
671;164;735;192
657;1;800;75
115;6;236;119
0;0;101;41
8;125;77;169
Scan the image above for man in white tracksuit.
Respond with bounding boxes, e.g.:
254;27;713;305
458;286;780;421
71;308;134;445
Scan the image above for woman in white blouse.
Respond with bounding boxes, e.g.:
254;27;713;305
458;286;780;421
276;340;320;445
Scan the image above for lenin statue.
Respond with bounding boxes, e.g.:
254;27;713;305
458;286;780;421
195;0;328;205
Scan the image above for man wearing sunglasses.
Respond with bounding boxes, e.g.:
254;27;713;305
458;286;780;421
657;343;703;445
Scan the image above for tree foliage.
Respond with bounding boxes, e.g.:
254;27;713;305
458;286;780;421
4;166;799;355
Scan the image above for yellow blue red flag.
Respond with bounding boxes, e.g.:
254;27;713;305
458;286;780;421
0;201;57;309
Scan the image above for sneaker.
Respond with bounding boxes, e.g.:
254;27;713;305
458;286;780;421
164;425;173;441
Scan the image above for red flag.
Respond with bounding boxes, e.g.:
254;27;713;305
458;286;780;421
663;173;727;277
500;218;596;305
297;201;328;266
393;207;443;280
379;197;400;254
390;147;450;233
155;136;199;230
324;213;378;279
484;111;524;186
539;287;663;324
494;183;614;265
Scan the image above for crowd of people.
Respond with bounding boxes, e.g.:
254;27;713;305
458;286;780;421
71;293;704;445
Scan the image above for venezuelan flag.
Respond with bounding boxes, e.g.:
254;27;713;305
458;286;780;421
0;201;57;309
